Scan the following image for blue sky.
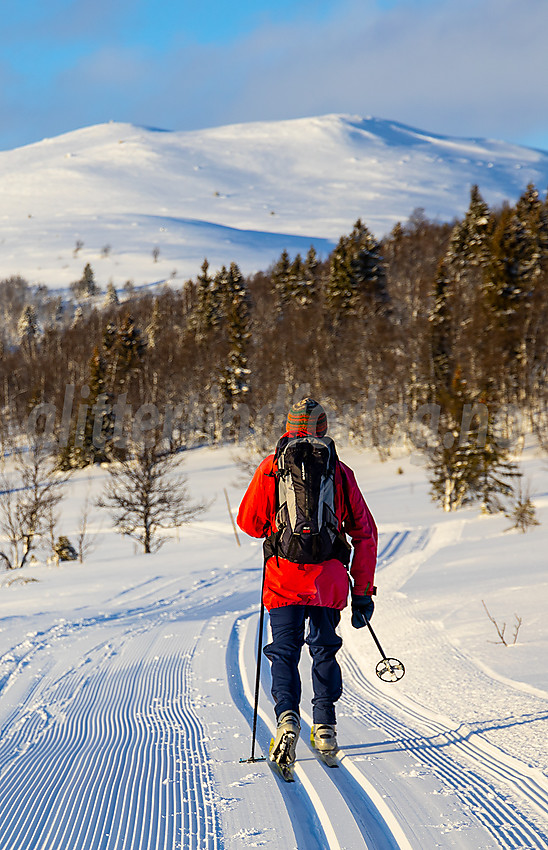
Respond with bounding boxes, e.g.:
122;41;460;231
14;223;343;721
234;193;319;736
1;0;547;152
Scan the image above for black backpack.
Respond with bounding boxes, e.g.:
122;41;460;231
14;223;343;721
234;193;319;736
264;434;351;566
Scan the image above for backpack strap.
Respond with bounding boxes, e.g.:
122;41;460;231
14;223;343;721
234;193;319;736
263;438;283;561
338;461;355;528
326;448;353;566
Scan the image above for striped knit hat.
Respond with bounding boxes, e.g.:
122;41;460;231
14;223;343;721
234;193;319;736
286;397;328;437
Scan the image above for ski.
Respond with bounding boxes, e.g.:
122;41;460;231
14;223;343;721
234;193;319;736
269;735;296;782
269;758;296;782
310;727;339;768
313;749;339;768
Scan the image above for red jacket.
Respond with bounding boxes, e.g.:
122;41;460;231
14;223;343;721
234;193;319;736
237;438;377;611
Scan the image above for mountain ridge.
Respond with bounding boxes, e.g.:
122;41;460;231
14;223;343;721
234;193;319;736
2;113;548;289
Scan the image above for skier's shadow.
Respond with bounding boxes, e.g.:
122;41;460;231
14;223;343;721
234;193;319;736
340;741;404;756
341;710;548;756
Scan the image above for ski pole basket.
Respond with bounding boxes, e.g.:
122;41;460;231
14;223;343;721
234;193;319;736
375;657;405;682
366;620;406;682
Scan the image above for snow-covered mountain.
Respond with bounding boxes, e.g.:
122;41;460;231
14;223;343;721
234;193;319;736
2;114;548;289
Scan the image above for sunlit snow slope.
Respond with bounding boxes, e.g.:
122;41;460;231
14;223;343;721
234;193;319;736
2;114;548;288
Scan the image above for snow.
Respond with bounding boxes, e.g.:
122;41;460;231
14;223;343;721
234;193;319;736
1;442;547;848
2;114;548;290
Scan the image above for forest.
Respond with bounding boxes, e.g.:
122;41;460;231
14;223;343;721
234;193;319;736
1;183;547;517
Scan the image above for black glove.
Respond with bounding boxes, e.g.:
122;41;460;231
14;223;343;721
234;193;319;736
351;594;374;629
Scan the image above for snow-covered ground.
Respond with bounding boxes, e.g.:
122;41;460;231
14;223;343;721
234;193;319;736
0;441;547;849
2;114;548;289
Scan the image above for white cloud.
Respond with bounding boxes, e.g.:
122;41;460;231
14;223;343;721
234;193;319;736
204;0;548;145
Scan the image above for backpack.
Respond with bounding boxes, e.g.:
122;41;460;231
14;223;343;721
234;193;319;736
264;434;351;566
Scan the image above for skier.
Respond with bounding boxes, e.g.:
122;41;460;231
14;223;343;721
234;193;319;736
237;398;377;768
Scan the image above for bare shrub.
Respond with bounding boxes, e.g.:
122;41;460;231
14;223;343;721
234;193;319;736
482;600;522;646
97;439;207;553
0;440;70;569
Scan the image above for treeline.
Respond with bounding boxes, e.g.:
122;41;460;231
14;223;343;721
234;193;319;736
1;183;547;512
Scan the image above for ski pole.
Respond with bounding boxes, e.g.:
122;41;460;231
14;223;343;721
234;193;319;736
250;596;266;761
365;619;405;682
240;557;267;763
365;618;389;657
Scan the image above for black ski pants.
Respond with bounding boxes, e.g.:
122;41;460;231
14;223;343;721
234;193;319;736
264;605;343;725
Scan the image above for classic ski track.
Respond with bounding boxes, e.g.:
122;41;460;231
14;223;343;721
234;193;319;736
0;596;223;849
231;611;409;850
0;566;233;705
377;531;413;566
236;525;548;850
352;523;548;848
339;649;548;849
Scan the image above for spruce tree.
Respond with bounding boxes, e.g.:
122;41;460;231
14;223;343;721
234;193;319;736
428;371;478;511
327;235;357;320
103;282;119;308
271;249;292;312
515;184;548;407
71;263;99;299
440;185;491;286
515;183;548;275
428;193;503;512
485;208;533;316
302;245;320;306
430;186;492;394
17;304;39;351
287;253;304;302
84;346;113;464
220;262;251;408
473;431;520;514
58;347;113;469
484;208;535;397
428;373;520;513
430;257;453;394
212;265;230;323
485;189;548;406
193;259;218;339
113;314;146;392
96;314;146;401
83;263;98;296
325;219;388;322
458;185;491;264
271;248;320;310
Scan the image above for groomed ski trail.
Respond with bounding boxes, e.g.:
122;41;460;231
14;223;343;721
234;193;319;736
0;552;308;850
0;620;223;850
228;611;408;850
228;525;548;850
232;602;548;850
337;648;548;849
0;518;547;849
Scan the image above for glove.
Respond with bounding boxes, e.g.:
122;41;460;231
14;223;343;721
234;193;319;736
351;594;374;629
